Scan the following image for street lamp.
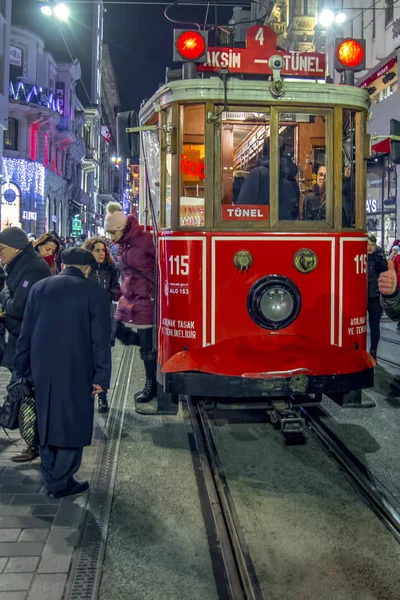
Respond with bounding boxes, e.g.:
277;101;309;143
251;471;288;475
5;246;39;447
40;2;70;21
317;9;347;28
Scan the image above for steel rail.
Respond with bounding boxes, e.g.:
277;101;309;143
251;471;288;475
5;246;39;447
303;406;400;544
187;398;262;600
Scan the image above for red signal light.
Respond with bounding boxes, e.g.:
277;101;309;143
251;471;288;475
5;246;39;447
176;31;206;61
337;39;364;68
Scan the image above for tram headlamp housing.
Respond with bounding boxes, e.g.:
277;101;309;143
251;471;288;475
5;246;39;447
247;275;301;330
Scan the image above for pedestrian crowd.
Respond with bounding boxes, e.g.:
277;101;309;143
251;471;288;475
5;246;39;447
0;202;156;498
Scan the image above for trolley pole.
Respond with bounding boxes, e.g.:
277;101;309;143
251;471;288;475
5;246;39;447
340;70;355;86
182;62;197;80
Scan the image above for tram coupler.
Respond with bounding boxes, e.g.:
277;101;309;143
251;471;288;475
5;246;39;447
326;390;376;409
267;400;307;445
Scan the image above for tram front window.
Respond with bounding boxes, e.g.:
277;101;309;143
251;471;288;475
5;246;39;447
342;110;356;228
179;104;205;227
222;111;271;222
278;113;327;222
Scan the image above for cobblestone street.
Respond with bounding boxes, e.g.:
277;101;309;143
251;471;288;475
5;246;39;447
0;343;125;600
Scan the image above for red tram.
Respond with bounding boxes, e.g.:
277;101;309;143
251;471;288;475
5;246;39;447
129;26;375;413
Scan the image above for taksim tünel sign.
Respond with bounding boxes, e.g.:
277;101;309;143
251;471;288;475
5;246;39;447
197;26;326;78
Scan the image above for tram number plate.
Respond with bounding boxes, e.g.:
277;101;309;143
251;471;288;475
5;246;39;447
222;205;269;221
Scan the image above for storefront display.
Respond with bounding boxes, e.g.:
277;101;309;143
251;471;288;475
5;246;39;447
366;156;397;252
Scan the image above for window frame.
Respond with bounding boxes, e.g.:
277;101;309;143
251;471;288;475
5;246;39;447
4;118;18;151
213;104;334;231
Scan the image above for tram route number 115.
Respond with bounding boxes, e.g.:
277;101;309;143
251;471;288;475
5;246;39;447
354;254;367;274
169;255;189;275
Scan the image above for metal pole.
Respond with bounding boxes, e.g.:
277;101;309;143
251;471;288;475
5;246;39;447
182;62;197;80
340;70;355;86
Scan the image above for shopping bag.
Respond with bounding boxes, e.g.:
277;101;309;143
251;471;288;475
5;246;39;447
19;396;39;448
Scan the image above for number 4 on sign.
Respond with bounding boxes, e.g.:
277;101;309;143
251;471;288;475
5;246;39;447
255;27;264;45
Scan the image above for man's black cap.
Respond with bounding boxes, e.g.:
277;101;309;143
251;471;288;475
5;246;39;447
61;248;96;268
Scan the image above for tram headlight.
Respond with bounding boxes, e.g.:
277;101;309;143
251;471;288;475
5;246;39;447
247;275;301;330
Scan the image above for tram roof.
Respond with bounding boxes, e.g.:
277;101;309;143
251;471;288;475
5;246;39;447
139;79;370;124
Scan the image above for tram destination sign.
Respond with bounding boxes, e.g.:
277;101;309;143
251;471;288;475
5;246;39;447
197;25;325;78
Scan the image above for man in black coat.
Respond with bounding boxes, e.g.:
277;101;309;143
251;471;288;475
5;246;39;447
234;139;300;220
14;248;111;498
0;228;51;462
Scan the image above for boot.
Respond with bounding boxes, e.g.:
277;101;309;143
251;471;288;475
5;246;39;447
115;322;140;346
135;359;157;403
98;391;109;413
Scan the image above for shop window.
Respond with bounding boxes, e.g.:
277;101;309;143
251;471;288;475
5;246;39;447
179;104;205;227
1;183;21;230
221;110;270;222
4;118;18;151
278;113;327;222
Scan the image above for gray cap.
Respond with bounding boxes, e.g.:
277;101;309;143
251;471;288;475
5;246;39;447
0;227;29;250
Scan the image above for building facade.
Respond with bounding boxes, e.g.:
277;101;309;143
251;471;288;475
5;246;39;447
326;0;400;251
2;27;88;236
0;0;12;172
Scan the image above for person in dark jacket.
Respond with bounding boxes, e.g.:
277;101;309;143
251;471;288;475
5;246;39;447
14;248;111;498
83;236;121;413
105;202;156;404
367;235;388;360
0;227;51;462
234;140;300;220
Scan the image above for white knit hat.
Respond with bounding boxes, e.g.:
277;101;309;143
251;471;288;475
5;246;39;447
104;202;128;231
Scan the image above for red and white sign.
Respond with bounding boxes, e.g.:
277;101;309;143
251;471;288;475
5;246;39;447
359;57;397;89
197;26;325;78
221;205;269;221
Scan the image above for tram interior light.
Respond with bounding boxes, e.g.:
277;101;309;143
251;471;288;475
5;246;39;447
173;29;208;63
334;38;366;72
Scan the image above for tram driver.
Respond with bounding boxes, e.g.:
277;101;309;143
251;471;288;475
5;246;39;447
234;139;300;220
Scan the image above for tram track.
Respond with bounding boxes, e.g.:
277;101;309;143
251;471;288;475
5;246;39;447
187;397;400;599
303;405;400;544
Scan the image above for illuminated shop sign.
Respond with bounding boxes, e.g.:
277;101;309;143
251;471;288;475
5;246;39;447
366;199;379;213
22;211;37;221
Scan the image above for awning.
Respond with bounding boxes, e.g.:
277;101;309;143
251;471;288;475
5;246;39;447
372;138;390;154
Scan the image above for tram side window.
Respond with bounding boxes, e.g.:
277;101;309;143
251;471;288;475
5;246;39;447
342;110;356;228
278;113;327;222
179;104;205;227
222;111;271;222
165;108;172;228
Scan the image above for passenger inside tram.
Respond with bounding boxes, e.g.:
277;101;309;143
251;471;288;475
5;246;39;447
234;139;300;220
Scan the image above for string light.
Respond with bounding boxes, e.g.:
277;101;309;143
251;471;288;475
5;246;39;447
3;158;46;197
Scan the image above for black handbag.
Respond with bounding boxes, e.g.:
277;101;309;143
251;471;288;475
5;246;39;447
0;394;20;430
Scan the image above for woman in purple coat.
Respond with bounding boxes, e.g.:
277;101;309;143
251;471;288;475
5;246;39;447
105;203;156;403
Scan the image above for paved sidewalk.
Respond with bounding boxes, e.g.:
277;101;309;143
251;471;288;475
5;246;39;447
0;343;125;600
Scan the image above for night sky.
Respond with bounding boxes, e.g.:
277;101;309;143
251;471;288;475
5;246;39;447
14;1;234;112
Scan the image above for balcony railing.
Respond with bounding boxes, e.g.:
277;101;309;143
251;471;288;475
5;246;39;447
9;80;62;115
